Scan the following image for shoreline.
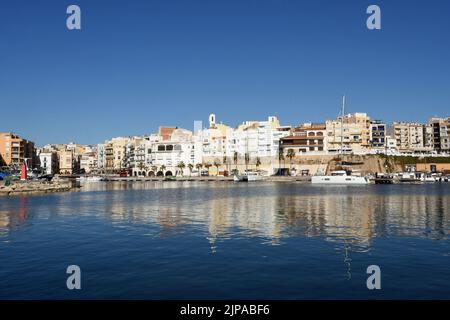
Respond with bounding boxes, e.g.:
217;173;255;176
101;175;311;183
0;180;75;196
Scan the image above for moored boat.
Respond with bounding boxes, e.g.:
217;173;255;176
311;170;369;185
76;176;105;182
233;171;264;182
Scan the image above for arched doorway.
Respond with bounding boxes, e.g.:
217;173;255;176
165;171;173;177
156;171;164;177
148;171;155;177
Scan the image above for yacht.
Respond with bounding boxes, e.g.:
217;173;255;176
233;171;264;182
76;176;105;182
311;170;369;185
310;96;369;186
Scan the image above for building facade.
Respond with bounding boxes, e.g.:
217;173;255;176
326;113;371;154
0;132;36;168
392;122;434;154
429;117;450;154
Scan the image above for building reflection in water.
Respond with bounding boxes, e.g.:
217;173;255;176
0;183;449;254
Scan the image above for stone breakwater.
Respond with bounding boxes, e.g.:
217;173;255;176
0;181;74;196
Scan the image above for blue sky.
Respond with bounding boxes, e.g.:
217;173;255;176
1;0;450;145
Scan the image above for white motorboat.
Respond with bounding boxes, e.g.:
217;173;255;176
76;176;105;182
311;170;369;185
233;171;264;182
419;173;437;183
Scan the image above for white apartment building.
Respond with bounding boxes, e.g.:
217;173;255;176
149;128;196;176
97;144;106;170
37;150;58;175
80;152;97;173
227;116;289;157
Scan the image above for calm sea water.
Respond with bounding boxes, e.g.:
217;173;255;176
0;181;449;299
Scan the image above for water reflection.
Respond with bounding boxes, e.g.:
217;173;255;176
0;183;449;251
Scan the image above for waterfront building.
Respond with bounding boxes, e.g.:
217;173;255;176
385;135;398;154
58;148;76;174
392;122;434;154
325;113;371;154
196;114;233;159
104;137;129;173
37;148;58;174
80;151;98;173
150;128;196;176
0;132;37;168
231;116;287;158
96;143;106;172
429;117;450;154
126;136;153;176
280;123;327;155
369;120;387;152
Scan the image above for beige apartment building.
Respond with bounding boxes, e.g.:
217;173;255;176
280;123;327;155
105;137;129;172
58;148;76;174
326;113;371;154
0;132;36;168
392;122;433;154
80;152;98;173
429;117;450;154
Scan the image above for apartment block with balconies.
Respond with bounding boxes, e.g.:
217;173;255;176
0;132;36;168
325;113;371;154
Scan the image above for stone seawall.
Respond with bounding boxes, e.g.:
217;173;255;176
0;181;74;196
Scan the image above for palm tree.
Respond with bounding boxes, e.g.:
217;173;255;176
233;151;238;171
204;163;212;175
244;153;250;172
195;163;203;177
177;161;186;176
187;163;194;176
287;149;296;170
256;157;261;172
213;160;221;176
278;148;285;176
137;161;145;176
151;165;157;176
160;164;166;176
223;156;228;174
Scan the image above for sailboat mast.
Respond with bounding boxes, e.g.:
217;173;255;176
341;95;345;155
